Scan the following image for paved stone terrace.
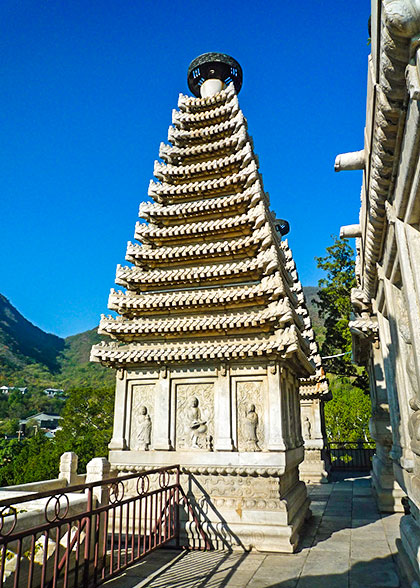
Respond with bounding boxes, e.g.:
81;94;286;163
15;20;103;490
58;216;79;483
104;474;408;588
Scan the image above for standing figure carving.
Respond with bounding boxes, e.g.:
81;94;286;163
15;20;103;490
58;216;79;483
243;404;260;452
303;417;312;440
187;397;209;449
137;406;152;450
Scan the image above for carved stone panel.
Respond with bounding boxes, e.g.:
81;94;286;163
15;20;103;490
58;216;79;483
130;384;155;451
176;383;214;450
237;380;265;451
395;287;418;401
193;473;281;510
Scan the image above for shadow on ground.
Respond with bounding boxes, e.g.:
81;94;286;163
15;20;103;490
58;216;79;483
104;550;404;588
103;472;407;588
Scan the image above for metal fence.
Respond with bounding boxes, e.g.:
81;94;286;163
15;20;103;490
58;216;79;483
0;465;209;588
329;441;376;471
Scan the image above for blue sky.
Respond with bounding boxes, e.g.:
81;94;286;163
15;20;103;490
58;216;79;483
1;0;370;337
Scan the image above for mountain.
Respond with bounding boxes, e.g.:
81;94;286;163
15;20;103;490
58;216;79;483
0;294;114;390
0;294;64;373
60;328;114;388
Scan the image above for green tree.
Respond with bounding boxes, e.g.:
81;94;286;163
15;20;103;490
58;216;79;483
6;433;56;485
315;236;371;441
0;438;24;485
315;236;369;392
7;390;27;419
52;385;114;472
315;237;356;376
324;376;373;442
0;386;115;485
0;417;19;437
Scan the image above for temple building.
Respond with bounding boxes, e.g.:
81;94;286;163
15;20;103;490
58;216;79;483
336;0;420;583
91;52;329;551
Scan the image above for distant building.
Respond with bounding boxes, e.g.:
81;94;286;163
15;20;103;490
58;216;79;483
19;413;62;434
43;388;65;398
0;386;27;395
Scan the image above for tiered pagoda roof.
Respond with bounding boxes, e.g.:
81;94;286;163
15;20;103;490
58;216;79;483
91;81;322;376
280;240;329;399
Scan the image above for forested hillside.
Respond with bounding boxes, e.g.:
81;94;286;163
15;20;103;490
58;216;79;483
0;294;64;373
0;294;114;390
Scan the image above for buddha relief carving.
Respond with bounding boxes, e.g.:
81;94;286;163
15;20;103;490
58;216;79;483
187;396;211;449
176;384;214;450
137;406;152;451
237;381;265;451
242;404;260;452
130;384;155;451
303;416;312;440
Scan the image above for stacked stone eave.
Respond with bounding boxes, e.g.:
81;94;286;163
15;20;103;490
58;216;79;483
334;0;420;523
279;240;330;401
356;2;420;301
90;84;315;375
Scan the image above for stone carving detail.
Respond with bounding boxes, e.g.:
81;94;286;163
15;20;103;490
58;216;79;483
114;463;286;477
237;381;265;451
304;449;321;462
187;397;209;449
396;290;418;401
176;384;214;450
394;287;420;453
242;404;261;451
137;406;152;450
303;417;312;440
193;473;280;510
130;384;155;451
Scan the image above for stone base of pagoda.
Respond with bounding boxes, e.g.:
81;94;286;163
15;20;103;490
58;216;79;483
299;446;330;485
110;449;310;553
108;362;312;551
181;480;310;552
398;510;420;587
369;418;405;513
371;454;405;513
299;400;330;485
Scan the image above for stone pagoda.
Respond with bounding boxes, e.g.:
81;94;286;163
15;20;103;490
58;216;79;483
91;53;326;552
291;266;330;485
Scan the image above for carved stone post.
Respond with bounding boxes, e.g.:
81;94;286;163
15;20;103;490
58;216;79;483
86;457;111;559
153;367;172;450
86;457;111;506
299;397;330;484
108;369;128;450
369;344;404;512
59;452;79;485
266;363;287;451
214;365;234;451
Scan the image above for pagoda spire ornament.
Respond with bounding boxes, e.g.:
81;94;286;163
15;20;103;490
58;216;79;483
91;53;329;552
187;52;243;98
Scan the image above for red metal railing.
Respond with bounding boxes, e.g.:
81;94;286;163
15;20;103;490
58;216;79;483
0;465;210;587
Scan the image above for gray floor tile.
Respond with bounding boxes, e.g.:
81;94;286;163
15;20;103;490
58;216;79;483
349;560;400;587
350;540;391;560
247;580;297;588
297;574;349;588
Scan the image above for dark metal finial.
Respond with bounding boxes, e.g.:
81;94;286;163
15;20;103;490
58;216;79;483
187;52;243;97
